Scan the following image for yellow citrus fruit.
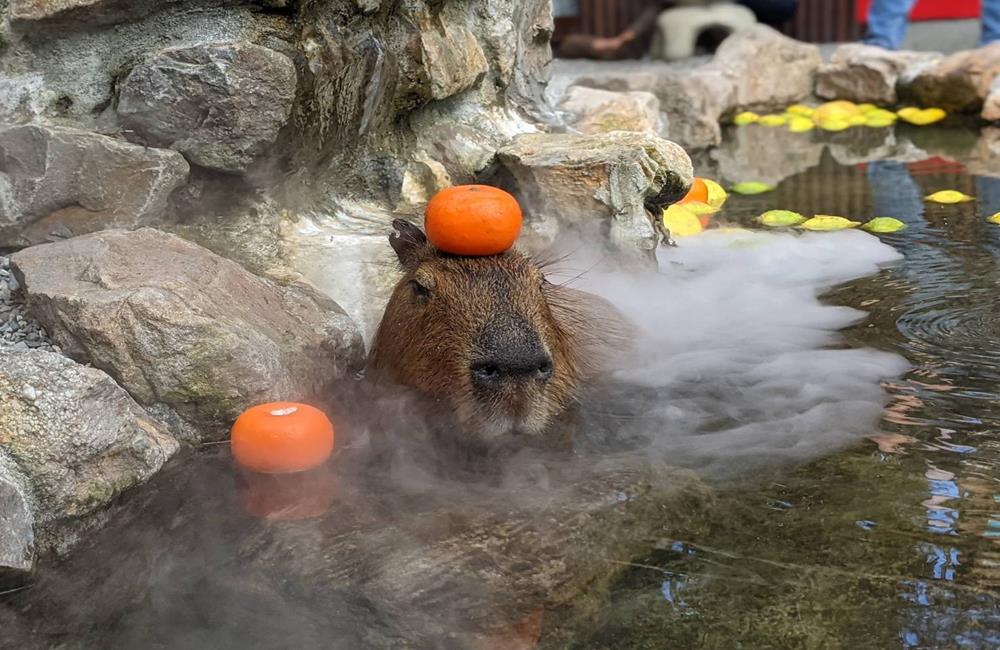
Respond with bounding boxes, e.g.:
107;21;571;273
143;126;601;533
788;116;815;133
924;190;974;204
758;210;806;227
786;104;815;117
758;114;788;127
733;111;760;125
702;179;728;209
799;215;861;231
818;119;851;132
662;204;704;238
862;217;907;233
731;181;775;195
814;100;861;122
899;107;947;125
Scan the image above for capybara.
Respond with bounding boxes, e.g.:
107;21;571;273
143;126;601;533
369;219;630;452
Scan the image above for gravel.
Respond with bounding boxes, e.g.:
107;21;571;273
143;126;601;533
1;254;59;353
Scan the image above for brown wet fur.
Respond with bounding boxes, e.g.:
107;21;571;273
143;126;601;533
368;219;630;454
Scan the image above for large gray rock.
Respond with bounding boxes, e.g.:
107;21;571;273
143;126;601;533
117;42;297;173
8;0;182;24
557;85;666;137
0;348;177;530
816;44;941;105
494;131;693;253
710;24;821;113
0;456;34;576
0;124;189;248
573;65;732;149
900;43;1000;113
419;22;489;101
11;228;365;440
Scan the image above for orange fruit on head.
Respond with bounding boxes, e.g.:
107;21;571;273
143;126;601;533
231;402;334;474
424;184;523;256
678;177;710;205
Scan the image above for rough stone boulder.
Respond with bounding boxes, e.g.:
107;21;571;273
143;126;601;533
7;0;185;25
900;42;1000;113
419;22;489;101
0;125;189;248
117;42;297;173
493;131;693;253
816;44;941;105
573;65;733;149
0;457;33;577
557;85;666;136
0;348;178;558
11;229;365;440
710;24;821;113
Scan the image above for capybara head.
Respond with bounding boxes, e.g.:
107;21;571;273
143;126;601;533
369;219;628;447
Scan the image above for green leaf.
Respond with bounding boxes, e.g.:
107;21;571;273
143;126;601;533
731;181;775;195
799;215;861;231
758;210;806;227
925;190;974;204
862;217;907;233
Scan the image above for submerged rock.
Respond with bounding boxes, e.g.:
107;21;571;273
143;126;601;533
900;42;1000;113
0;124;189;248
0;448;714;648
557;86;665;136
117;42;297;174
11;229;365;440
493;131;693;253
816;44;941;105
0;348;178;556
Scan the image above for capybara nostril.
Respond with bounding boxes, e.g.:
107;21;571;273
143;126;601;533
537;358;553;381
470;352;553;386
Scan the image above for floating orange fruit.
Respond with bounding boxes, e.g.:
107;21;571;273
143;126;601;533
231;402;335;474
679;177;710;205
425;185;522;256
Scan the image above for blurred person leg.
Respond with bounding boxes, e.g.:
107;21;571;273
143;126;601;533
864;0;917;50
976;176;1000;217
981;0;1000;45
868;160;923;224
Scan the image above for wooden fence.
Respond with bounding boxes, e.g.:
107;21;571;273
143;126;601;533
553;0;862;45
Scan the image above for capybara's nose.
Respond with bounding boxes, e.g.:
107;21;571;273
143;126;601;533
471;352;553;385
473;314;553;386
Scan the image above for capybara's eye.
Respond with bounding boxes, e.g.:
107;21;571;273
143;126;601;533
410;279;431;299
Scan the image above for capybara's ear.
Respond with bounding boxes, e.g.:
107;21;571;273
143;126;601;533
389;219;428;269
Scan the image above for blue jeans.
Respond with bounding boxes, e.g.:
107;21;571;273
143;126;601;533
864;0;1000;50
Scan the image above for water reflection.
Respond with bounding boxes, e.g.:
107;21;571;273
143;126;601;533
555;134;1000;649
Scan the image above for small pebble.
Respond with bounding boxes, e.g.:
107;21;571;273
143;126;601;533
21;385;37;402
0;255;57;353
